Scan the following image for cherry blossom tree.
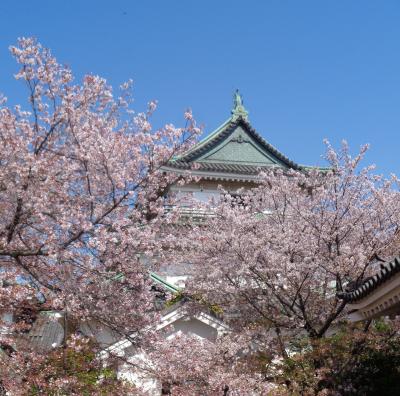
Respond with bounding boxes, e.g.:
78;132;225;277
2;37;400;396
120;330;282;395
0;336;137;395
179;143;400;392
0;37;199;393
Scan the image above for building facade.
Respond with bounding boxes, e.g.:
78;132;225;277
159;90;305;286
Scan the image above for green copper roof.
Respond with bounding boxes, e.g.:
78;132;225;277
172;116;301;170
175;91;301;169
180;90;248;159
178;117;231;159
111;271;181;294
150;272;181;293
166;91;328;179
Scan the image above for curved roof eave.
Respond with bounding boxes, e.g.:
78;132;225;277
338;256;400;303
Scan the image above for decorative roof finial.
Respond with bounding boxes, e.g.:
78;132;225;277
231;89;249;121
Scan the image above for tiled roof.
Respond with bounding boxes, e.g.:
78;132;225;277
26;312;122;351
338;256;400;303
173;116;302;171
27;312;64;350
164;92;332;180
167;160;277;175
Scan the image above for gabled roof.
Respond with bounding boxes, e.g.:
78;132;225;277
100;305;229;358
177;116;301;170
164;91;310;181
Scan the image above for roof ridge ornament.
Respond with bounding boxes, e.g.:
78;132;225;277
231;89;249;121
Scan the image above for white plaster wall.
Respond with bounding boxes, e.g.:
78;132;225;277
0;312;13;335
118;352;161;396
165;275;187;288
164;317;218;341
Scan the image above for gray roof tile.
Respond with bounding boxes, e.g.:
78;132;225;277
338;256;400;302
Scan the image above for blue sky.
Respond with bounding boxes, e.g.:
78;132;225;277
1;1;400;174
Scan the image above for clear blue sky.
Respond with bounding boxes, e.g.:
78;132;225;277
1;1;400;174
